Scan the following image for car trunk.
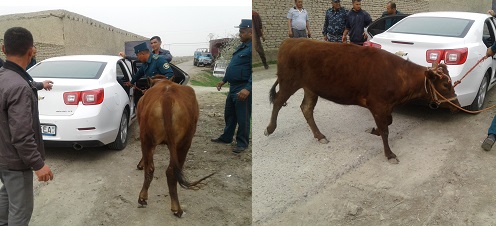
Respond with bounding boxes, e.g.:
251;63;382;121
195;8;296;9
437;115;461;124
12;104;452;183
371;33;465;66
37;78;100;116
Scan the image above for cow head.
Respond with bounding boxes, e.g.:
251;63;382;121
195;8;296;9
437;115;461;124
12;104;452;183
425;63;460;113
148;75;171;87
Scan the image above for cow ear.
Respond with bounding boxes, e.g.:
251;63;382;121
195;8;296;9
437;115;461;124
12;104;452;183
147;77;153;87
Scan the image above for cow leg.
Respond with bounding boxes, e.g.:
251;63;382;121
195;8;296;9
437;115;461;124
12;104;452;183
300;89;328;143
265;84;299;136
370;108;399;164
167;143;190;218
138;142;155;207
369;114;392;136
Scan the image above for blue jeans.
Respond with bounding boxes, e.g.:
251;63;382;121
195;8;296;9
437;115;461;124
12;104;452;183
488;115;496;135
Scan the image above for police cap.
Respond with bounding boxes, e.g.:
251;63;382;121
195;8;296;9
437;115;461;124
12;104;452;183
235;19;252;29
134;42;149;54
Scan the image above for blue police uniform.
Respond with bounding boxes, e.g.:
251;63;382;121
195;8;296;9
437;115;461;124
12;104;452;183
216;27;252;150
130;54;174;84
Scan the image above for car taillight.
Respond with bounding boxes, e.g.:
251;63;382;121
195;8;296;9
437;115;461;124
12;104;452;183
363;41;382;49
63;88;104;105
426;48;468;65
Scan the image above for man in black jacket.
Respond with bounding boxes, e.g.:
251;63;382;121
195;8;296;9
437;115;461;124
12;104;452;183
0;27;54;225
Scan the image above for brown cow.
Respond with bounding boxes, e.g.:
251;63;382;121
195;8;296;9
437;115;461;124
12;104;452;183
265;38;460;164
136;76;214;217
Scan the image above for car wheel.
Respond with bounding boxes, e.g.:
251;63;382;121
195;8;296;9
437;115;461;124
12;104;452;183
467;72;489;111
107;108;129;150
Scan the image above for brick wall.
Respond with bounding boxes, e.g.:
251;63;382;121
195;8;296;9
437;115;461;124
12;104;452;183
252;0;492;64
0;10;147;62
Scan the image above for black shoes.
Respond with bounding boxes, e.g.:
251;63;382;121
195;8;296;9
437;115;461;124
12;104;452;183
232;147;247;153
482;134;496;151
210;138;231;144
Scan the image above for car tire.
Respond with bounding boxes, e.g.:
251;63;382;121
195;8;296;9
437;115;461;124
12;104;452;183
467;71;489;111
107;108;129;150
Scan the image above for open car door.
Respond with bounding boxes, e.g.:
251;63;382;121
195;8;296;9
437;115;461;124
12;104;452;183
366;14;410;38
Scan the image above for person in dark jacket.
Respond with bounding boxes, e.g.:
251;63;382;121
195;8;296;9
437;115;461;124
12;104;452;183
342;0;372;45
0;27;54;226
380;1;403;30
211;19;252;153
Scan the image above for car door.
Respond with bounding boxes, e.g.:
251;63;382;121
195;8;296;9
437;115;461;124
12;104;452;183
366;14;410;38
486;16;496;87
118;59;136;120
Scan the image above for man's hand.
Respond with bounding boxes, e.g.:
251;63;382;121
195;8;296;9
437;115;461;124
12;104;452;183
216;81;226;91
119;52;126;58
262;34;266;42
237;89;250;101
486;47;495;58
324;36;328;41
288;31;294;38
488;10;495;17
35;164;54;182
42;80;53;91
342;36;347;43
363;32;368;40
307;31;312;38
124;82;132;87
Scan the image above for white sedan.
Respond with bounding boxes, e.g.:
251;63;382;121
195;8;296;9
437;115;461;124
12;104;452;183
29;55;189;150
366;12;496;110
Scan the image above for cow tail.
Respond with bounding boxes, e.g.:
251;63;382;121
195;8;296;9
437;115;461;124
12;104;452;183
269;80;279;104
162;94;215;190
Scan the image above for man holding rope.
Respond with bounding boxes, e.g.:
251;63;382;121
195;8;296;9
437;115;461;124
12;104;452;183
481;35;496;151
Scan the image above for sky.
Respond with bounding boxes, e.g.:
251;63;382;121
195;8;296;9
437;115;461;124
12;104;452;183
0;0;252;57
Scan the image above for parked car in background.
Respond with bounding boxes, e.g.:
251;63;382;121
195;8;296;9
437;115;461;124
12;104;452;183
193;48;209;66
197;52;213;67
365;12;496;111
213;60;228;78
29;55;136;150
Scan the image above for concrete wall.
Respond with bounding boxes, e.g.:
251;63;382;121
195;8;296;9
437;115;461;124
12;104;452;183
0;10;147;61
252;0;492;64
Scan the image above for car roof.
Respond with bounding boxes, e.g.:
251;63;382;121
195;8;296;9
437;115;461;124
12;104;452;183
41;55;122;63
409;11;490;21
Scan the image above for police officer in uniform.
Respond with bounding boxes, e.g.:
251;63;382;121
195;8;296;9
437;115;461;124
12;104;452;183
124;42;174;104
211;19;252;153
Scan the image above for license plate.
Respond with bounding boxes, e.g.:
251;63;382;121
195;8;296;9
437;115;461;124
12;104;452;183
41;125;56;136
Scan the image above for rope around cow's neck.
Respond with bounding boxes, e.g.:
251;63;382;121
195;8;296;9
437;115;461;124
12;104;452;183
428;55;496;114
432;87;496;114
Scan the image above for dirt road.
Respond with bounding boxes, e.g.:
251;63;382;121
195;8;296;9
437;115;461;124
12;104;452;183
29;61;252;225
252;66;496;225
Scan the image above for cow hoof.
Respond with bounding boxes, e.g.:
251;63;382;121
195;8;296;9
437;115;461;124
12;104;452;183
264;129;270;136
173;211;184;218
137;165;143;170
318;138;329;144
138;198;148;207
388;157;399;164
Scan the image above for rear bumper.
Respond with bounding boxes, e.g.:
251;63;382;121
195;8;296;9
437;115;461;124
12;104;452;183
43;140;105;148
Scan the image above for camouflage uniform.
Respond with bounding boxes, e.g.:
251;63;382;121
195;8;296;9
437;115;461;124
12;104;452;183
323;7;348;43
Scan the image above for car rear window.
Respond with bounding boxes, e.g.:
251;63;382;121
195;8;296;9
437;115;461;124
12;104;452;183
29;61;107;79
388;17;474;38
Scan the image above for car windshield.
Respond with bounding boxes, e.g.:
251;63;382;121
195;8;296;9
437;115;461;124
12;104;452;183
29;61;107;79
388;16;474;38
201;53;212;57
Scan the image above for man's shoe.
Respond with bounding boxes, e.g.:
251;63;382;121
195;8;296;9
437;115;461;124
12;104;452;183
233;147;247;153
264;64;269;70
211;138;231;144
482;134;496;151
